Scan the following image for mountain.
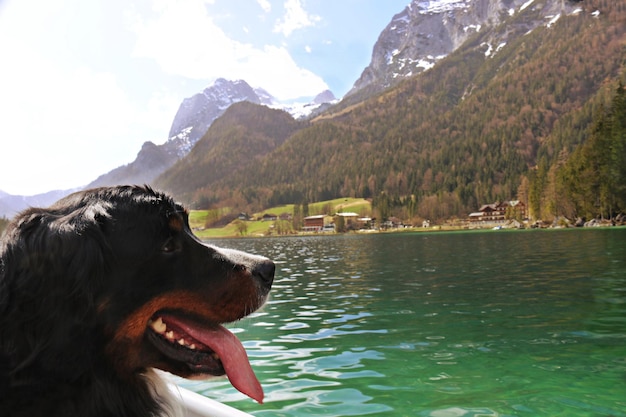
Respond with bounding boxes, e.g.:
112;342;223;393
88;79;267;189
313;90;336;105
154;0;625;222
346;0;584;100
168;78;271;149
165;78;335;156
87;141;179;189
0;189;78;218
87;78;335;190
273;90;338;120
154;101;305;205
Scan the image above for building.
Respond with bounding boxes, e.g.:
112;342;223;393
506;200;526;220
381;216;404;229
303;215;336;232
303;213;373;232
334;212;359;231
357;217;373;229
469;201;526;223
261;213;277;221
469;203;503;223
303;215;325;232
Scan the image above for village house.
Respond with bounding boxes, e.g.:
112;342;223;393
303;215;325;231
357;216;373;229
303;213;373;232
303;215;335;232
381;216;404;229
469;201;526;224
506;200;526;220
261;213;278;221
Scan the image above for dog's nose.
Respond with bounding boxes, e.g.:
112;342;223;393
253;259;275;289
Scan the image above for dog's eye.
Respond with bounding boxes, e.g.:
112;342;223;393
162;238;178;254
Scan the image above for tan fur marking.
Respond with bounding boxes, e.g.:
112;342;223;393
168;216;183;232
105;274;262;377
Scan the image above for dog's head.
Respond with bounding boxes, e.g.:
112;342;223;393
0;185;274;403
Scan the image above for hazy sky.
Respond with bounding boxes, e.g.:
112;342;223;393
0;0;409;196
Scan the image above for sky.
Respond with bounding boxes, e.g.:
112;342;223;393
0;0;409;196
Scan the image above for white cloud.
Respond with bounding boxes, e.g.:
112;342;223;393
0;0;173;195
274;0;321;37
305;45;312;53
257;0;272;13
0;52;146;194
130;0;327;100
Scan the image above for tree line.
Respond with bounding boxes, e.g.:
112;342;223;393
529;83;626;222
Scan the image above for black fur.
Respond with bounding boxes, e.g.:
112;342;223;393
0;186;274;417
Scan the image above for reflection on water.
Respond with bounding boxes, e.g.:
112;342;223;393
180;229;626;416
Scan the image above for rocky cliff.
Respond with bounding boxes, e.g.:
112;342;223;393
347;0;582;98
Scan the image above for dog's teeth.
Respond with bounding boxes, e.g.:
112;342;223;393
150;317;167;334
150;319;197;350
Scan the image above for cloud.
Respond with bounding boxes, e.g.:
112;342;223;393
0;0;169;195
274;0;321;37
0;50;148;194
256;0;272;13
130;0;327;100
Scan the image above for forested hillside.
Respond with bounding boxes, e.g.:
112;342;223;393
532;82;626;222
157;1;626;223
155;102;305;205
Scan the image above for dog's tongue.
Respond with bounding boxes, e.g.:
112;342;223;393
169;318;264;403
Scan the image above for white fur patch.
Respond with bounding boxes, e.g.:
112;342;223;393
143;369;184;417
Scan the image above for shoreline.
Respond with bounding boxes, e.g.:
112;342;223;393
198;222;624;239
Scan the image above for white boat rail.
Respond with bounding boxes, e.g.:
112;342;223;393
168;384;256;417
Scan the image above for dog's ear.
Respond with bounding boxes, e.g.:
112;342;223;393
0;202;112;377
2;201;112;291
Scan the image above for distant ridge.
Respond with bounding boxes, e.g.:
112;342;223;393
0;189;79;218
346;0;582;100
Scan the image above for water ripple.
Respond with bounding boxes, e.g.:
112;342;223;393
188;231;626;416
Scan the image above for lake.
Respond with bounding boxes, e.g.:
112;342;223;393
180;228;626;417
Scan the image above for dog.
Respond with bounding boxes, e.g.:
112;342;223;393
0;185;274;417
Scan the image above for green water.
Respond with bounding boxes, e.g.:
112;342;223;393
182;229;626;416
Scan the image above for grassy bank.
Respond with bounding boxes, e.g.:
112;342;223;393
190;198;372;239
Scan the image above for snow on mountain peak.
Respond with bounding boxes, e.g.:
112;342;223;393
348;0;583;99
416;0;469;15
